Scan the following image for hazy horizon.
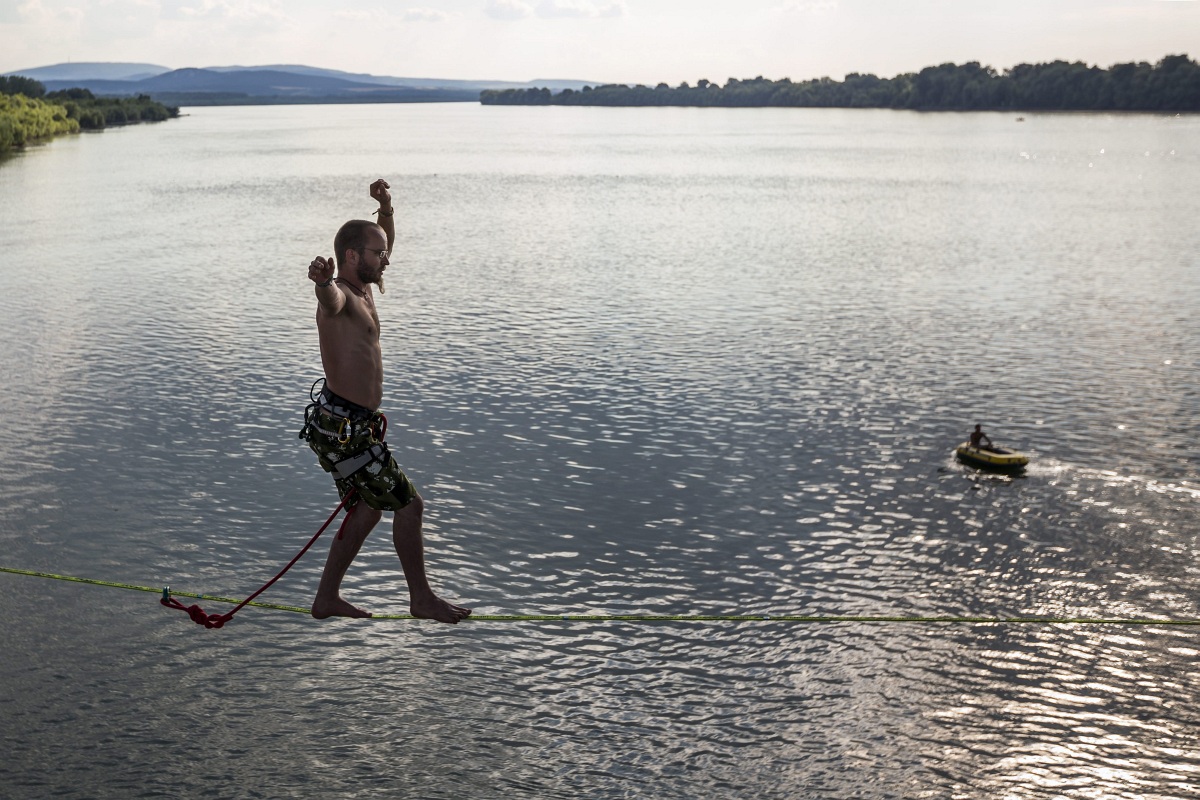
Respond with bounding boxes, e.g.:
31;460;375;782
2;0;1197;87
8;51;1197;89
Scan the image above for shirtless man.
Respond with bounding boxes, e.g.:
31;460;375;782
969;424;994;451
301;178;470;624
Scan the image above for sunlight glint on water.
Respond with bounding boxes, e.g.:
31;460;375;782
0;104;1197;799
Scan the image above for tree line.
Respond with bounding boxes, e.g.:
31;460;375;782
480;55;1200;111
0;77;179;155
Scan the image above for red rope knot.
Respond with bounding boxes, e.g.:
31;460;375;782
159;488;355;629
161;595;232;628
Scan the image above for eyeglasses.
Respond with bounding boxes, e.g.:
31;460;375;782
362;247;389;261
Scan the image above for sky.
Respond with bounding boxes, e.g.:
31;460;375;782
1;0;1198;84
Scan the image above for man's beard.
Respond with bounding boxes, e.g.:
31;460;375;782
357;264;386;295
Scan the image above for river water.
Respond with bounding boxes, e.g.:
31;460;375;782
0;103;1197;799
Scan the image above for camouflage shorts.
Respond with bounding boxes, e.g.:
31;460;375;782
302;408;418;511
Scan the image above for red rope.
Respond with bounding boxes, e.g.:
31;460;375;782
162;490;357;628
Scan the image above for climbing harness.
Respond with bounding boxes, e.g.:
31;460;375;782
328;442;391;480
299;377;390;478
160;489;357;628
300;378;376;424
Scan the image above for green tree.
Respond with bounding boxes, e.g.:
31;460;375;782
0;76;45;98
477;55;1199;111
0;93;80;153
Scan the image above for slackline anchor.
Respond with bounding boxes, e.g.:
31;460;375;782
160;490;357;629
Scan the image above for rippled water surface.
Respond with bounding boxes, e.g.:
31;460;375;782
1;104;1197;799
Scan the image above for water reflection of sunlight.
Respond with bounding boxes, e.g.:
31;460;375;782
1034;460;1199;501
945;626;1200;798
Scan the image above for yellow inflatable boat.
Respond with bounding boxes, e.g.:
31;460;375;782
955;442;1030;472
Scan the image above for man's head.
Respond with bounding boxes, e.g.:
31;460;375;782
334;220;383;269
974;424;982;432
333;219;390;292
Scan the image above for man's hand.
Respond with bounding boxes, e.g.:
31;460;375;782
309;256;335;286
370;178;392;211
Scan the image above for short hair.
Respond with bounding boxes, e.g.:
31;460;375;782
333;220;382;269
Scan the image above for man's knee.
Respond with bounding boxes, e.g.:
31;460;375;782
391;493;423;522
353;504;384;526
403;493;424;517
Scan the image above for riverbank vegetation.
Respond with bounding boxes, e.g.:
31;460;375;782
0;77;178;155
481;55;1200;111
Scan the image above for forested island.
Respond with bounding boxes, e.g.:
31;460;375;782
481;55;1199;111
0;76;178;155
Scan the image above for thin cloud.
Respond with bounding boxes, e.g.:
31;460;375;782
537;0;627;18
775;0;839;12
174;0;289;29
331;9;375;23
486;0;534;20
6;0;86;26
333;6;458;27
401;7;457;22
485;0;626;21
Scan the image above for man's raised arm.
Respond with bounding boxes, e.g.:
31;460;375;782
371;178;395;251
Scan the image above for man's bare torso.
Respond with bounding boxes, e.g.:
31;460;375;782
317;287;384;410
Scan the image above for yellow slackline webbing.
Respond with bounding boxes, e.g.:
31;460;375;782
3;565;1200;625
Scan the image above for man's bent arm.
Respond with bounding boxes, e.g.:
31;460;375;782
379;206;395;252
315;279;347;314
309;255;346;314
371;178;395;251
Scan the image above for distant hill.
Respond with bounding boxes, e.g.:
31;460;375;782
4;62;599;105
34;67;481;105
201;64;596;92
6;62;171;82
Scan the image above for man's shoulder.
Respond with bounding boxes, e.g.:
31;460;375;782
316;287;365;316
317;291;378;331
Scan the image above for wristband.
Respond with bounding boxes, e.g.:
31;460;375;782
315;278;333;287
376;207;394;217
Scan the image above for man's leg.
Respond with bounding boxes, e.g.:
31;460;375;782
311;503;382;619
392;495;472;623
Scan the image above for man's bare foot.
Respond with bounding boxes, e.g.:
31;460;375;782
311;596;372;619
411;596;472;624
